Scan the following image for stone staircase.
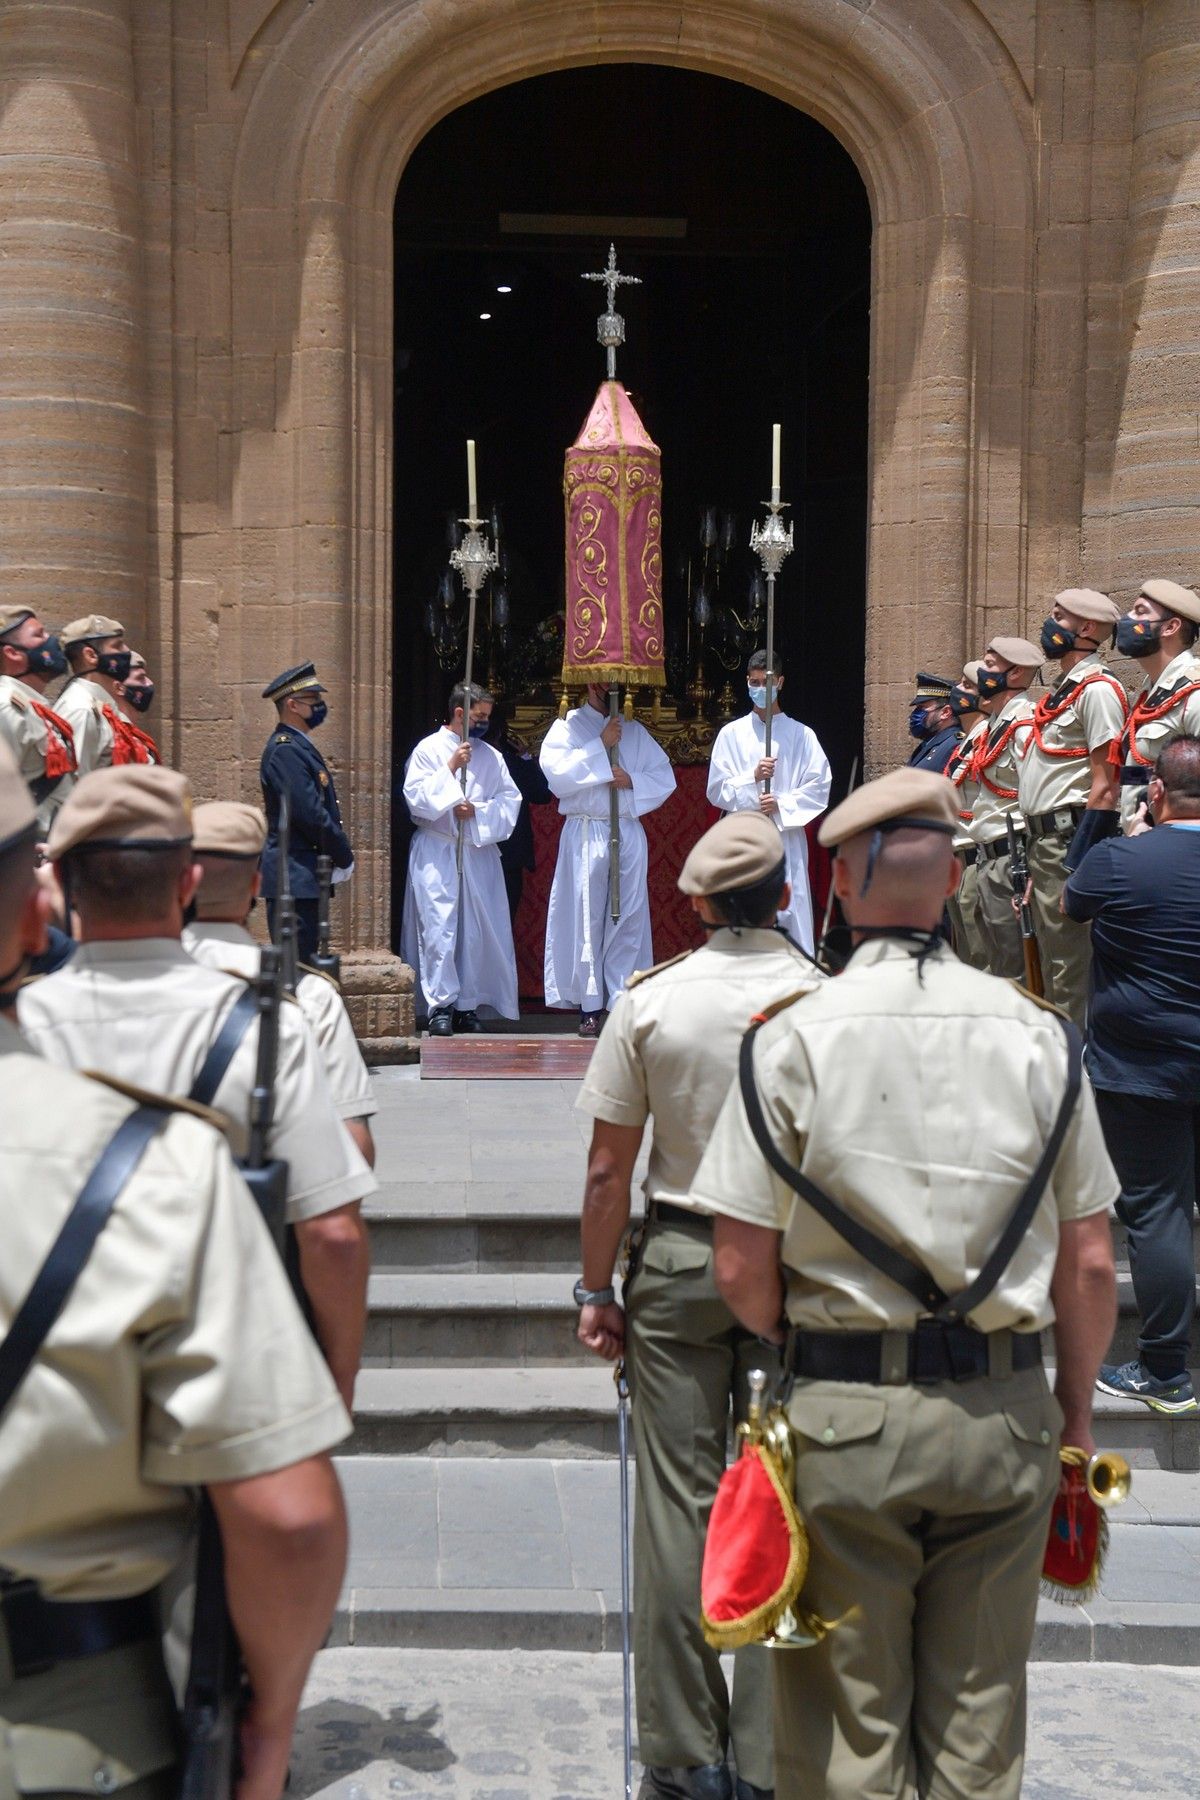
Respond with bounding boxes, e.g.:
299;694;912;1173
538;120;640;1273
336;1070;1200;1658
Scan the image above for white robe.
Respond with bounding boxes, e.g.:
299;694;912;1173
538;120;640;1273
706;710;832;954
400;727;521;1017
539;705;677;1011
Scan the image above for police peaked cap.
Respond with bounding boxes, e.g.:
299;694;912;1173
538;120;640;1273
262;662;327;701
910;672;955;703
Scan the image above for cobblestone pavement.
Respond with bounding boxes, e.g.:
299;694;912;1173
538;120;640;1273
293;1649;1193;1800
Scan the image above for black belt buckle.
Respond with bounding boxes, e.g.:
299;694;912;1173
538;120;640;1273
0;1578;55;1680
912;1320;986;1384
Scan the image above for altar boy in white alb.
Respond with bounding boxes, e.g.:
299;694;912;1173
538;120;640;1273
707;650;832;954
540;684;676;1036
401;682;521;1036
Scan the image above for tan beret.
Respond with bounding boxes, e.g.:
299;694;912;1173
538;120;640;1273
819;767;959;850
1139;578;1200;625
988;636;1043;668
678;812;787;896
0;606;34;638
59;614;125;648
962;659;984;685
0;737;37;855
48;766;192;859
192;800;266;860
1054;588;1120;626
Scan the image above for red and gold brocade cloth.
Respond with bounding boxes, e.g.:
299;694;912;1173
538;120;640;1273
514;766;831;1003
562;381;665;688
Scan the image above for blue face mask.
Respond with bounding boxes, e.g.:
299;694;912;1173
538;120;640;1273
468;721;490;740
302;699;328;730
22;635;67;679
908;705;937;741
975;667;1009;700
747;684;768;709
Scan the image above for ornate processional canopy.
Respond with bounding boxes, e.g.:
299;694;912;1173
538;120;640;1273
561;244;665;690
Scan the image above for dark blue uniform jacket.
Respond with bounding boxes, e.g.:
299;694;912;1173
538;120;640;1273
259;728;353;899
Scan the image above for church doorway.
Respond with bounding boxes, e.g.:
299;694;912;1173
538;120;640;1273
391;64;870;990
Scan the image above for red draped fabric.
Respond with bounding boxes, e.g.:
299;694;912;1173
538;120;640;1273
514;763;830;1003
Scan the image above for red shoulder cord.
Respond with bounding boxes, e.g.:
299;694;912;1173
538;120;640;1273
968;713;1033;801
1029;671;1128;761
1110;679;1200;770
28;700;76;780
102;705;159;766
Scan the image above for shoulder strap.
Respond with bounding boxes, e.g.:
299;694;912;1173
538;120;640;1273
189;987;258;1108
737;1013;1085;1324
0;1104;170;1422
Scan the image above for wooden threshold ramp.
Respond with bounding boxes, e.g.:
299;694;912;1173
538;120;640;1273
420;1036;596;1080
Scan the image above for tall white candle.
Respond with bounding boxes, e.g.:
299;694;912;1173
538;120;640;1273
467;439;477;517
771;422;781;495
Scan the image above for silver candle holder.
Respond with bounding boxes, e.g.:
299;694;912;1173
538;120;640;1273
749;493;793;791
449;516;499;873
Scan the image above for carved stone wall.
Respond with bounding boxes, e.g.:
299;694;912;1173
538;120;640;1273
0;2;1196;1021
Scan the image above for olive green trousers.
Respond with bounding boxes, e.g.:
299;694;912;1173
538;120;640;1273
973;853;1026;981
774;1366;1061;1800
0;1637;178;1800
948;862;989;972
1027;833;1091;1027
625;1213;776;1789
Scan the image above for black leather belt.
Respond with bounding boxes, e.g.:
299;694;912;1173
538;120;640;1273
976;835;1021;863
649;1200;711;1231
0;1578;158;1680
957;846;978;867
1026;804;1086;840
789;1321;1042;1386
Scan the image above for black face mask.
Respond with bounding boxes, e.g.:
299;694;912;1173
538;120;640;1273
1115;616;1162;660
975;667;1010;701
949;685;977;717
96;648;132;682
20;635;68;679
1040;617;1078;660
124;681;155;713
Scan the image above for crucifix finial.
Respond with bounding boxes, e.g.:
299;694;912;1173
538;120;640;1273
582;243;642;379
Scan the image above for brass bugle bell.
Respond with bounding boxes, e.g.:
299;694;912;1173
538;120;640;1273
1086;1449;1131;1508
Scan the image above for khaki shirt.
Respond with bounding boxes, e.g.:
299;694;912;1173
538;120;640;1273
1118;648;1200;826
947;717;987;850
577;929;824;1211
17;939;375;1223
0;676;76;833
1017;654;1128;815
183;920;376;1122
966;694;1035;844
52;676;114;776
689;939;1118;1333
0;1016;349;1600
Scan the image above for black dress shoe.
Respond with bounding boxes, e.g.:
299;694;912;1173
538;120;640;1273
640;1767;733;1800
452;1008;485;1033
427;1006;454;1037
578;1009;606;1039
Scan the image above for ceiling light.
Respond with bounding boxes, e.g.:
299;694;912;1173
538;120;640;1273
479;311;492;320
497;284;512;294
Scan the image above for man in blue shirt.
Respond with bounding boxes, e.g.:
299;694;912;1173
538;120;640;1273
1063;736;1200;1413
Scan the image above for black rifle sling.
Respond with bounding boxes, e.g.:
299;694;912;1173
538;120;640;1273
189;988;258;1109
737;1014;1084;1324
0;1105;171;1423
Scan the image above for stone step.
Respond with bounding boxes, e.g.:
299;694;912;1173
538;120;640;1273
363;1272;585;1367
348;1365;1200;1468
363;1196;600;1274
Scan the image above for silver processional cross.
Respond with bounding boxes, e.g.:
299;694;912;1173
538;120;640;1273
582;243;642;379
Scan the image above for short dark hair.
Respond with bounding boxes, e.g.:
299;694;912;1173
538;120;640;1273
1175;618;1200;649
64;845;192;922
447;681;493;717
747;650;784;681
0;832;37;940
709;856;788;930
1156;738;1200;813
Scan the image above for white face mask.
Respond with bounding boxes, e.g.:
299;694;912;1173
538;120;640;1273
748;683;769;708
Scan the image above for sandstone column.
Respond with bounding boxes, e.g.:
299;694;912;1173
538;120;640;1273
0;0;147;629
1109;0;1200;596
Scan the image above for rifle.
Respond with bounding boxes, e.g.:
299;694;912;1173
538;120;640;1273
1006;816;1044;998
311;853;341;984
179;947;290;1800
272;791;299;995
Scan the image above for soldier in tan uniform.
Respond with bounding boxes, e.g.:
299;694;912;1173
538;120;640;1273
964;636;1042;978
54;617;156;775
944;661;989;971
1112;578;1200;827
0;604;76;832
18;767;374;1407
689;768;1119;1800
575;812;824;1800
1016;589;1128;1025
183;800;376;1167
0;742;350;1800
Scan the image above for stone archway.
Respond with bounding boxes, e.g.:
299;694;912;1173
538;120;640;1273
203;0;1039;1015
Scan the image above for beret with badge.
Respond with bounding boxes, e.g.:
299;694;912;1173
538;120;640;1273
59;614;125;649
678;812;787;898
48;766;193;860
1053;588;1120;626
988;636;1043;669
191;800;267;861
1138;578;1200;625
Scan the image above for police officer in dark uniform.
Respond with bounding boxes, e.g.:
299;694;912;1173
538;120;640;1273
260;663;353;963
906;671;962;773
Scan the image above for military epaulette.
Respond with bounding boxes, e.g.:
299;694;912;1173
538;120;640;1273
749;986;818;1027
1004;979;1070;1021
300;960;340;989
7;692;24;712
80;1069;226;1132
272;732;293;745
625;949;695;989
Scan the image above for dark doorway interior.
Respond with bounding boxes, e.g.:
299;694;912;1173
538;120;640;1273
392;64;871;954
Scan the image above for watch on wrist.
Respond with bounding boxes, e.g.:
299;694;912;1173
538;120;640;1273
573;1278;615;1308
